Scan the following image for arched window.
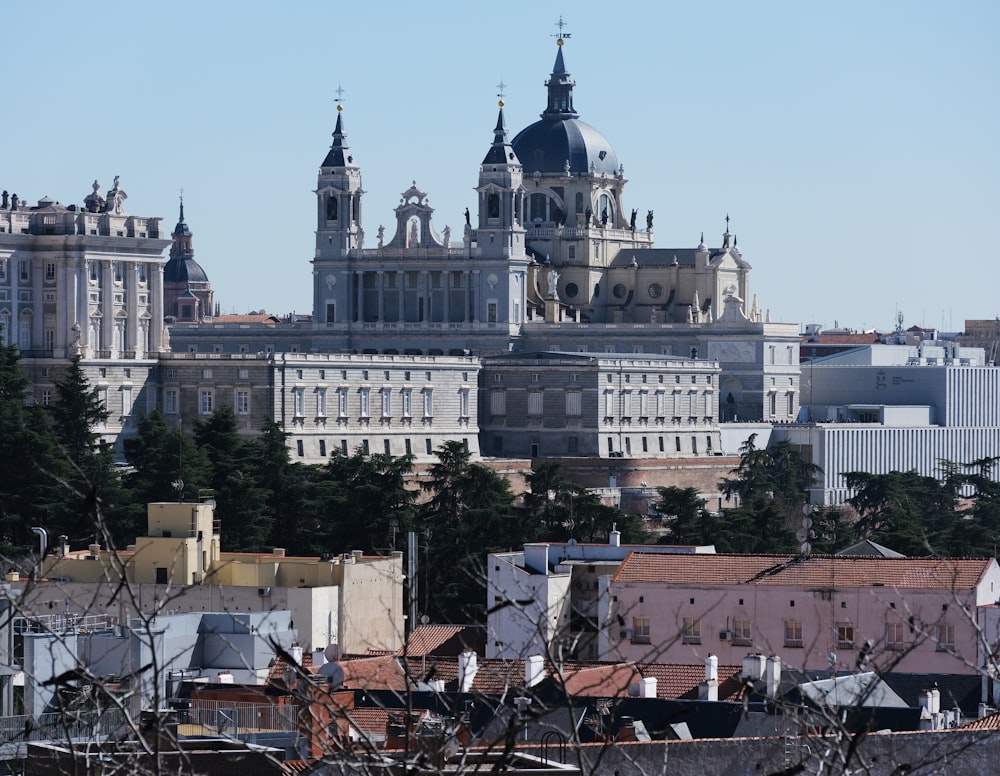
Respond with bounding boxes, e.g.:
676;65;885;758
487;193;500;219
530;193;548;222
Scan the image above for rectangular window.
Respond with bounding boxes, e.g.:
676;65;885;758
293;387;305;417
236;389;250;416
238;368;250;380
604;390;615;419
382;389;392;418
199;389;214;415
338;388;348;418
836;622;855;650
405;439;412;455
423;389;433;418
41;389;51;407
316;388;326;417
164;389;178;415
490;390;505;417
487;301;498;323
318;439;326;457
566;391;581;417
121;386;133;417
785;620;803;648
769;392;777;416
359;388;370;418
787;392;795;416
296;440;304;457
733;618;752;646
936;623;955;651
632;617;651;644
402;389;412;418
527;391;543;416
639;391;649;418
682;618;701;644
384;439;391;455
202;368;212;379
885;621;906;649
459;387;470;418
45;263;55;280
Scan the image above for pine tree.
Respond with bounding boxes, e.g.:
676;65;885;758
193;406;271;552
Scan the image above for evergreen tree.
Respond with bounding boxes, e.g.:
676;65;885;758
48;355;126;546
319;447;415;556
194;407;271;552
419;441;518;623
122;410;212;538
0;342;69;554
654;486;710;545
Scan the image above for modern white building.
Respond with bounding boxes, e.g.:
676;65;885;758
773;344;1000;504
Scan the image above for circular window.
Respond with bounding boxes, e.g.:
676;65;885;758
648;282;662;299
613;283;627;299
564;282;579;299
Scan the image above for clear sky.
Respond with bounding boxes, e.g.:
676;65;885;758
4;0;997;333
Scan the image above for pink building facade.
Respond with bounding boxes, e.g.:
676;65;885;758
602;554;1000;676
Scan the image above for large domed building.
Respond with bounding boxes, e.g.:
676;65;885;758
163;199;214;322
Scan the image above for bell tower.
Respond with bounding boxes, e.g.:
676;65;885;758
475;95;526;258
313;98;364;325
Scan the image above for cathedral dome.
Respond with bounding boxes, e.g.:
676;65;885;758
512;118;618;175
163;255;209;284
511;40;619;176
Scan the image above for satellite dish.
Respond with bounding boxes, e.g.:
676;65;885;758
799;541;812;554
318;661;345;689
795;529;808;543
801;517;813;530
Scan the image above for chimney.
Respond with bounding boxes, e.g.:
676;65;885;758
458;650;478;693
764;655;781;699
312;649;328;668
525;655;545;688
699;654;719;701
639;677;657;698
59;535;69;557
272;547;286;558
609;528;621;547
741;653;765;682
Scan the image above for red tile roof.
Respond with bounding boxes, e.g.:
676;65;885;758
398;625;473;657
557;662;743;702
612;553;994;590
959;711;1000;730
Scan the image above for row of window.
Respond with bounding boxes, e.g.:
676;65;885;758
608;434;714;456
290;386;469;420
293;437;465;459
630;616;956;651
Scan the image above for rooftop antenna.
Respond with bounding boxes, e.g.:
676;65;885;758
172;418;184;502
552;15;571;43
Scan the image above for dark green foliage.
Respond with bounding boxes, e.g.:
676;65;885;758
715;434;812;553
48;356;128;547
418;441;518;623
319;447;415;556
655;486;711;545
193;407;271;552
843;466;990;557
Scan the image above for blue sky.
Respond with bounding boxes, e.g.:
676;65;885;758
4;0;997;332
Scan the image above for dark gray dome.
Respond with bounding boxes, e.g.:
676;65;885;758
512;118;619;175
163;256;209;284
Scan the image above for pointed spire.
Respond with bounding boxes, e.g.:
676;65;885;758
482;87;521;166
322;90;357;168
172;191;191;238
542;24;578;120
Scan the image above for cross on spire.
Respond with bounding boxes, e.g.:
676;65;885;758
552;15;571;43
496;79;507;106
334;84;346;112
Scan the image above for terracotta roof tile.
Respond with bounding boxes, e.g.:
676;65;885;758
558;662;742;702
959;711;1000;730
612;553;994;590
398;625;472;657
